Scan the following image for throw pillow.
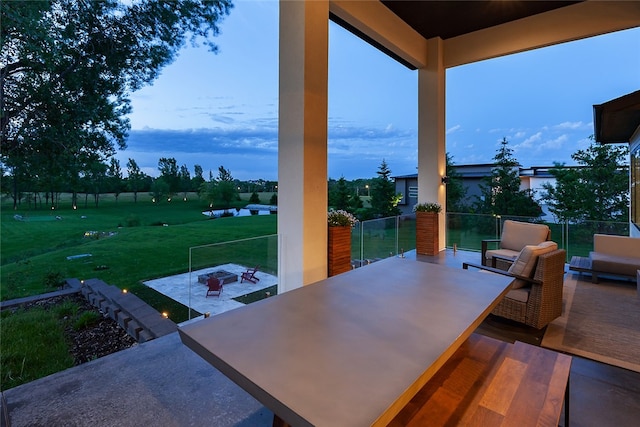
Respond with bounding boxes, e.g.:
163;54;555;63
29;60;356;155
508;241;558;289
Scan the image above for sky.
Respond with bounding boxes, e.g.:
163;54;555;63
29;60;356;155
119;0;640;181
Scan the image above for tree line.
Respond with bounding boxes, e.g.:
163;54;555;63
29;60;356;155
328;137;629;225
0;154;279;210
447;137;629;223
1;0;232;210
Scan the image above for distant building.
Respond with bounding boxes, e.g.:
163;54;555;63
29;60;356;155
394;165;571;219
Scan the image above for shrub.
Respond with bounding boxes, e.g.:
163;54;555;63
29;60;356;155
413;202;442;213
327;209;358;228
249;192;261;203
73;310;102;330
44;271;65;289
53;301;80;319
124;214;141;227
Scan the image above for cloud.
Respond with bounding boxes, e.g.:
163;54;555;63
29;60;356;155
120;121;420;180
540;134;568;150
127;125;279;155
328;124;413;141
519;132;542;148
553;121;590;130
446;125;461;134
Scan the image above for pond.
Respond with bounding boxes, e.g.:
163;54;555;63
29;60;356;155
202;208;275;218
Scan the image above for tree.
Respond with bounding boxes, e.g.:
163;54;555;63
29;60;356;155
249;192;261;204
150;177;169;203
83;158;108;207
475;138;541;217
199;165;237;209
216;166;237;210
126;158;145;203
106;158;124;203
192;165;205;193
541;139;629;223
1;0;232;208
157;157;179;199
369;159;402;218
445;153;468;212
179;164;191;200
329;176;352;211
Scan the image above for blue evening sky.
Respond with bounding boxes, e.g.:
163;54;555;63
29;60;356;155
119;0;640;181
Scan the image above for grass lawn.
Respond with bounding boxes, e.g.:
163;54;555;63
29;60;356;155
1;193;277;322
1;301;77;390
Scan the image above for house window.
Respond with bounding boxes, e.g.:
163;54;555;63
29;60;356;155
408;186;418;198
631;145;639;231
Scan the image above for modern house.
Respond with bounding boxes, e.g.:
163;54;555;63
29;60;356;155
394;165;563;217
277;0;640;292
593;90;640;237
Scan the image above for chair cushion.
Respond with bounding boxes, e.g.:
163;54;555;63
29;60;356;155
485;249;520;263
500;220;550;252
505;288;530;303
508;241;558;289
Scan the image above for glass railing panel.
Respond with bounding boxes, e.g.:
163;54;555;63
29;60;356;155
352;215;416;266
396;214;416;258
355;212;630;266
446;213;500;252
186;234;278;319
358;216;399;262
565;220;629;259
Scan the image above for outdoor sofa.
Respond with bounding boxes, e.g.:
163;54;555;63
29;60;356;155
570;234;640;283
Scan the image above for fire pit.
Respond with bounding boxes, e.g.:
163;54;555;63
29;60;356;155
197;270;238;285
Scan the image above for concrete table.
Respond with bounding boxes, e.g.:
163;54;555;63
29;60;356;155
179;257;513;427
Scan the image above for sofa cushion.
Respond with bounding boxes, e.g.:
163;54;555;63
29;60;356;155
594;234;640;258
590;251;640;277
508;242;558;289
500;220;550;252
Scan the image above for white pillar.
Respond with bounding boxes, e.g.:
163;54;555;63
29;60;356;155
278;0;329;292
417;37;447;252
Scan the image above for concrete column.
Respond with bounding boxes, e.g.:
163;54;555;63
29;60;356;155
417;37;446;252
278;0;329;292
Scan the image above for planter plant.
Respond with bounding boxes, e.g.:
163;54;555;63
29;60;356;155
413;202;441;256
327;210;358;276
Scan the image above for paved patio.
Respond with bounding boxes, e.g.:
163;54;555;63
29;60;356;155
143;263;277;318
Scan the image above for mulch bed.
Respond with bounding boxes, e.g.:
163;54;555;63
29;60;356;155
12;293;137;365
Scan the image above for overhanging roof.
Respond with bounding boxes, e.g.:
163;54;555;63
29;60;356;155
381;0;581;40
593;90;640;144
329;1;640;69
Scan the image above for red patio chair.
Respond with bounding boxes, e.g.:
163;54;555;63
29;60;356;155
240;266;260;284
206;277;223;298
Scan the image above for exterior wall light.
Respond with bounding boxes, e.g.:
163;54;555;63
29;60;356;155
441;176;450;184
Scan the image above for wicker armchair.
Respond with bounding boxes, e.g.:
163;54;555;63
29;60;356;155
481;220;551;266
463;248;566;329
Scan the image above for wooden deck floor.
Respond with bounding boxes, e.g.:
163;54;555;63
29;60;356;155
418;249;640;427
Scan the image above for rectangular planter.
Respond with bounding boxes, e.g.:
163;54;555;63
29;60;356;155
416;212;439;256
328;226;352;276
